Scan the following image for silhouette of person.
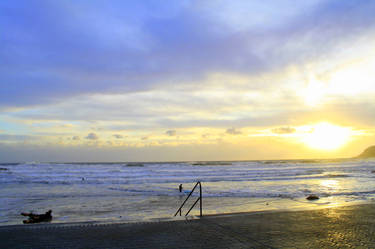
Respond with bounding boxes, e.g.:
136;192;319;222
179;184;183;193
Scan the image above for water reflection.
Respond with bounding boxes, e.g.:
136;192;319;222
320;179;344;209
320;179;339;191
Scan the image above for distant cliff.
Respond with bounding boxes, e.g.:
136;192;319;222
357;146;375;158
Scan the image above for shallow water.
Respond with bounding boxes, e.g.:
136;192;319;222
1;159;375;225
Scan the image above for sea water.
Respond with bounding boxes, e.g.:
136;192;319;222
1;159;375;225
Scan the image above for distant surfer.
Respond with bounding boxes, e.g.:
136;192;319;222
179;184;183;193
21;210;52;224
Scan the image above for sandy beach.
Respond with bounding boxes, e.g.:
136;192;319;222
1;203;375;248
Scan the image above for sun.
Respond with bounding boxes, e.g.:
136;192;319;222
301;122;351;150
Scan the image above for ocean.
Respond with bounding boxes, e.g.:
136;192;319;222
1;159;375;226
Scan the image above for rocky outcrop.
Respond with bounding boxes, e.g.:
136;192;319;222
357;146;375;159
21;210;52;224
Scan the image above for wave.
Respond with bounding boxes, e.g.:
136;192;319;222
0;171;355;186
262;160;319;164
261;158;356;165
106;186;375;199
323;174;350;178
0;163;21;166
105;185;375;198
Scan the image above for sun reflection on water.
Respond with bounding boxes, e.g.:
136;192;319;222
320;179;339;190
319;179;342;209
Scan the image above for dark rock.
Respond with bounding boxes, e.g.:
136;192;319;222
0;168;8;171
306;195;319;200
21;210;52;224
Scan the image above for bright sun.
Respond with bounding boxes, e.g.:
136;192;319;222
301;122;351;150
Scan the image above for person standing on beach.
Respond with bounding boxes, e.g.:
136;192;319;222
179;184;183;192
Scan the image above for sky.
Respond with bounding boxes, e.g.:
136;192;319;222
1;0;375;162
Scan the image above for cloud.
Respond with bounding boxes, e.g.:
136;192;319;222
1;0;375;162
85;133;98;140
0;134;37;141
113;134;123;139
272;127;296;134
226;128;242;135
72;136;80;140
1;0;375;109
165;130;177;136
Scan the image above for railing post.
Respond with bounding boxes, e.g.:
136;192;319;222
174;181;203;217
199;182;202;217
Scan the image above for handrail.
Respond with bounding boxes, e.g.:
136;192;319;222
174;181;202;217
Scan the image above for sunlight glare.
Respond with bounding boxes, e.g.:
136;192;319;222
301;122;351;150
328;56;375;96
304;75;327;106
320;179;339;189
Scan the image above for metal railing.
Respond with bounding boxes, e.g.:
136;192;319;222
174;181;202;217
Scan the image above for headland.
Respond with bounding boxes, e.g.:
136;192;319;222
357;145;375;159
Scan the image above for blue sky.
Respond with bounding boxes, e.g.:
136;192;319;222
1;0;375;162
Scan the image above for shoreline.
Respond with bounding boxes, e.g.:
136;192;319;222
0;197;368;227
2;201;373;228
1;203;375;248
1;198;372;228
202;199;373;217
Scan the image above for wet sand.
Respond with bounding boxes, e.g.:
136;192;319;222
1;203;375;248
